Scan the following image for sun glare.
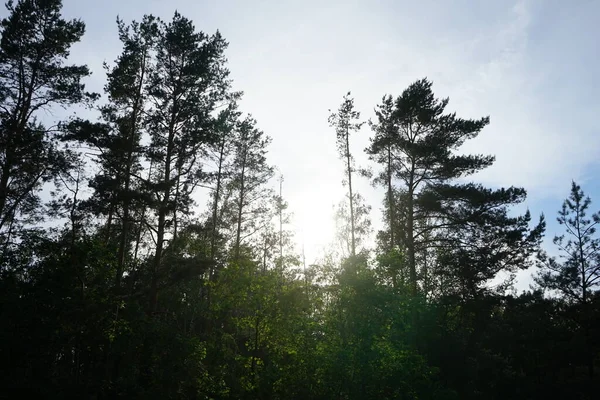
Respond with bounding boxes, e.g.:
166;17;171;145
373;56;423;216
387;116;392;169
294;198;338;263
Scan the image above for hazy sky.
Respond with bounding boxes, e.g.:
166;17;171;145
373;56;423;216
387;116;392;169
59;0;600;290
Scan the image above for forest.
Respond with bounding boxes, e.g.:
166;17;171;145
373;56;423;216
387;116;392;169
0;1;599;399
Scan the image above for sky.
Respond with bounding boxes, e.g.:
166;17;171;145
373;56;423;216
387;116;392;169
57;0;600;291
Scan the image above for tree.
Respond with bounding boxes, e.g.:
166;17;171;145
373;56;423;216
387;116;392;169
101;16;158;289
368;78;495;294
426;184;544;299
329;92;364;258
145;12;232;312
537;181;600;380
207;103;238;260
334;192;372;258
537;181;600;305
65;16;158;289
367;95;398;252
0;0;96;251
227;115;274;259
312;257;452;399
257;179;297;274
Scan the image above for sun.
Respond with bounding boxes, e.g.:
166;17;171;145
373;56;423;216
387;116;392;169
292;196;338;263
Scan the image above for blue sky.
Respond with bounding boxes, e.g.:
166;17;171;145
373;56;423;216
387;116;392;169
59;0;600;290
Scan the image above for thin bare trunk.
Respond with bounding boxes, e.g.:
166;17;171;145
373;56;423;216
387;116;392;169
210;136;226;265
116;49;147;289
407;173;417;295
345;126;356;257
387;145;395;250
279;176;283;266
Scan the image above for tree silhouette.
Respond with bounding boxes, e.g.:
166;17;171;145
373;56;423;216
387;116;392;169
0;0;96;252
329;92;364;258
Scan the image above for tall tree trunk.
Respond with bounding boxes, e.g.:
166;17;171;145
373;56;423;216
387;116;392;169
345;126;356;257
115;50;146;289
0;159;11;229
210;136;226;264
234;145;247;259
133;161;153;263
577;220;594;379
407;176;417;295
262;234;268;273
104;202;114;244
0;57;41;232
173;171;180;242
279;175;283;266
150;206;166;313
149;123;175;313
387;145;395;250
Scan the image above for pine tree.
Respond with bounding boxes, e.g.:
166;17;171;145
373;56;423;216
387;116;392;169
103;16;158;288
65;16;158;288
0;0;96;250
329;92;364;258
367;95;398;252
537;182;600;304
427;184;544;298
227;115;274;259
368;78;494;294
535;182;600;380
145;12;231;312
206;101;240;266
